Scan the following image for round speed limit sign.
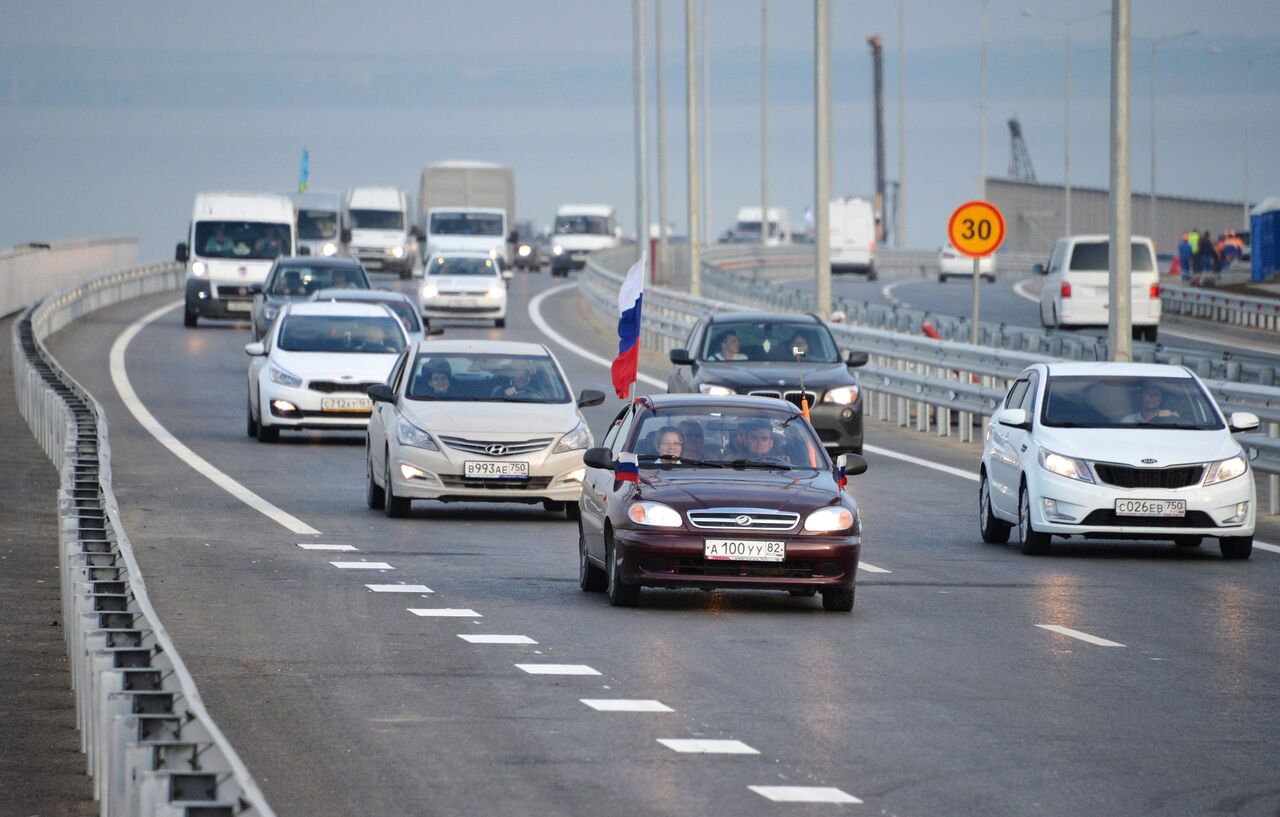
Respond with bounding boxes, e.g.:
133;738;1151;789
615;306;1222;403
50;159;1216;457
947;200;1006;258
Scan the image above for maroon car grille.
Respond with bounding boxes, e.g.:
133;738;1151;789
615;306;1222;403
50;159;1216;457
1093;463;1204;489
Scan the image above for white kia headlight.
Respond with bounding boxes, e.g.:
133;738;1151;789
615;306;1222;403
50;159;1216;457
1039;448;1093;483
698;384;734;396
1204;454;1247;485
421;284;439;299
553;420;591;453
397;416;439;451
626;501;682;528
804;506;855;533
268;364;302;388
823;386;859;405
262;303;280;320
191;261;207;277
485;285;505;299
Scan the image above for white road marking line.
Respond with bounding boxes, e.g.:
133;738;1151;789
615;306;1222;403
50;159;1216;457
1012;278;1039;303
749;786;862;804
365;584;432;593
858;562;891;574
881;279;914;307
657;738;759;754
1255;541;1280;554
863;444;978;481
458;634;536;644
330;561;394;570
581;699;674;712
109;300;321;535
297;543;357;551
515;663;600;676
1036;624;1125;647
408;608;481;617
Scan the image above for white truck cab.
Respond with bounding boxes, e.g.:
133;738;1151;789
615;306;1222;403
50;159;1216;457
345;187;417;279
549;204;621;277
1037;234;1162;342
177;192;296;327
734;206;792;246
423;206;509;268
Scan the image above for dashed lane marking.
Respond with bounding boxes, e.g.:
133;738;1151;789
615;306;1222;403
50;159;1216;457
408;608;481;617
1255;541;1280;554
458;635;536;644
657;738;759;754
858;562;891;574
298;543;357;551
330;561;394;570
110;300;321;535
862;444;978;482
749;786;862;804
581;699;674;712
515;663;600;676
881;279;913;308
1036;624;1125;647
365;584;432;593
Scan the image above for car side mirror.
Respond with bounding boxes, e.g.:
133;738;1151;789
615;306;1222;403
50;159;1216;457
244;342;266;356
298;245;311;256
368;384;396;404
836;453;868;477
996;407;1029;429
1229;411;1260;433
577;389;606;408
175;242;189;263
248;283;263;295
669;348;694;366
1032;262;1046;276
341;227;352;244
583;446;615;470
843;349;869;368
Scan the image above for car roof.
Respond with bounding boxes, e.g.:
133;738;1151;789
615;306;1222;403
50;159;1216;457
640;393;803;414
309;288;411;303
1057;234;1154;243
407;339;548;356
284;301;395;318
557;204;614;216
428;250;494;259
274;256;365;268
706;312;824;325
1043;361;1193;378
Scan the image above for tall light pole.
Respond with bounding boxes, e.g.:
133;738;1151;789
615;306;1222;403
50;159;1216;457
1137;28;1197;249
686;0;701;295
701;0;712;245
815;0;831;318
1022;8;1108;236
633;0;649;269
655;0;669;283
978;0;988;201
1108;0;1133;363
896;0;906;248
761;0;769;248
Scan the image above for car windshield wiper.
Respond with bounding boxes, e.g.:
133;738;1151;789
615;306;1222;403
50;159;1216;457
705;459;792;471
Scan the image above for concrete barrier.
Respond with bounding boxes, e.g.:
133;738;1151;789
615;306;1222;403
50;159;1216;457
1;238;139;318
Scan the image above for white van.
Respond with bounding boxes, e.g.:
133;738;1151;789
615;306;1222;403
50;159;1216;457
829;196;876;279
1037;234;1162;342
177;192;295;327
549;204;621;277
424;206;509;269
345;187;417;279
295;191;345;258
734;206;791;246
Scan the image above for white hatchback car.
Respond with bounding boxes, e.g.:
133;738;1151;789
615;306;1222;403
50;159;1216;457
978;362;1259;559
245;301;408;442
364;339;605;517
419;252;511;328
937;242;995;282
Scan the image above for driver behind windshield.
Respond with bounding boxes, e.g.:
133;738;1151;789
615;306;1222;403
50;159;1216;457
493;359;545;400
655;426;684;462
742;420;777;458
1123;382;1177;424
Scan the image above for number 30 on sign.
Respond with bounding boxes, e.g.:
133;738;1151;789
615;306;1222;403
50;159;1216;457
947;200;1005;258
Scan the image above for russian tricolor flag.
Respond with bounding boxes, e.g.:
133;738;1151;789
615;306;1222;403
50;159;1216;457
616;452;640;484
610;258;644;399
837;463;847;491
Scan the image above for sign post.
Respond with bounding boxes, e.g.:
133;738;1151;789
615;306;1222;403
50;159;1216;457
947;200;1006;344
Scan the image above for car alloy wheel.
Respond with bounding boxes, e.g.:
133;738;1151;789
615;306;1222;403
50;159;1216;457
578;519;606;592
979;474;1011;544
1018;484;1051;556
605;530;639;607
366;447;385;509
383;454;410;518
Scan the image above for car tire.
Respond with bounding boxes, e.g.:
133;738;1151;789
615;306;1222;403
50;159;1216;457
605;529;639;607
867;266;878;282
1018;483;1051;555
938;273;948;283
1173;535;1202;548
543;500;565;513
578;519;607;592
366;448;385;509
979;473;1012;544
255;412;278;443
246;395;258;438
495;318;506;329
565;501;581;521
383;456;410;518
1219;536;1252;560
183;306;198;327
821;587;855;612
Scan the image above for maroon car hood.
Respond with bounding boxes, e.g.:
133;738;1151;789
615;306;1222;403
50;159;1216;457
636;469;842;513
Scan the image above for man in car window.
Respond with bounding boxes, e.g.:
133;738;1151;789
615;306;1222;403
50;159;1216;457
709;330;747;361
677;420;705;461
254;228;286;258
204;225;235;255
655;426;683;462
743;420;777;458
1123;383;1178;423
422;363;453;398
493;359;544;400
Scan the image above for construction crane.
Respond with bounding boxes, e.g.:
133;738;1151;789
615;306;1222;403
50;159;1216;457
1008;117;1037;182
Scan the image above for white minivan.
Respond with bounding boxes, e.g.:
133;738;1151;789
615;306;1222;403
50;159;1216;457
1037;234;1162;342
346;187;418;280
177;192;296;328
549;204;621;277
829;196;877;279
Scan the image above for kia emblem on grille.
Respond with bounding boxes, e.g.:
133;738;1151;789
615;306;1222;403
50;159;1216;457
486;444;508;456
1141;458;1157;464
735;515;752;526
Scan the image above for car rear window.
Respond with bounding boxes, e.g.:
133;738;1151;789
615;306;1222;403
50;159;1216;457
1069;241;1155;272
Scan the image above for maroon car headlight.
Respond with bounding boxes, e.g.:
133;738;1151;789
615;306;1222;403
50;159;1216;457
803;506;855;533
627;501;683;528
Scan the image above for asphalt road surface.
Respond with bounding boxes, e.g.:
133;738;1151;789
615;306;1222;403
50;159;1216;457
38;269;1280;817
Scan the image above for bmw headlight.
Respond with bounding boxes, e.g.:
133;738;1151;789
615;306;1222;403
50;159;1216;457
397;416;439;451
421;284;439;299
553;420;591;454
552;244;564;256
1038;448;1094;483
626;501;682;528
1204;454;1247;485
803;506;855;533
698;384;734;396
823;386;859;405
191;260;207;277
321;242;338;257
485;285;505;299
390;245;406;259
268;364;302;388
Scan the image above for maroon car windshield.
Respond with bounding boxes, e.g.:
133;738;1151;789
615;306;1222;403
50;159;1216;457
630;408;827;470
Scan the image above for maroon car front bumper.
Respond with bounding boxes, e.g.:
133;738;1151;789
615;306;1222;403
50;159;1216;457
612;528;860;591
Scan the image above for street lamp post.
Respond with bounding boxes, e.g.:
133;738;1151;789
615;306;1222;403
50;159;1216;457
1137;29;1197;249
1022;8;1108;236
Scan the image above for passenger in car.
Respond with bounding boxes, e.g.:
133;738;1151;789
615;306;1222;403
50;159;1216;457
655;426;683;462
742;420;777;458
708;331;748;361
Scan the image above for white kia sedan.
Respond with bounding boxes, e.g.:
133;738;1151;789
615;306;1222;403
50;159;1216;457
419;252;511;328
978;362;1259;559
364;339;605;517
245;301;408;442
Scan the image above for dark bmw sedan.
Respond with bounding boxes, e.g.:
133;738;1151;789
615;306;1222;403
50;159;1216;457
578;394;868;611
250;257;372;339
666;312;868;454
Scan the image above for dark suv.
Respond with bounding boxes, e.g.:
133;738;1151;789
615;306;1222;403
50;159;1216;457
666;312;867;454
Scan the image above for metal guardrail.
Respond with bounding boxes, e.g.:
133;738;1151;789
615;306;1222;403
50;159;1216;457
1161;283;1280;334
13;261;277;817
687;244;1045;284
583;252;1280;514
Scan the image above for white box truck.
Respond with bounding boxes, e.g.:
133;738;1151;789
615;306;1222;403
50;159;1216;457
418;161;515;266
733;206;792;246
176;192;296;327
549;204;621;277
829;196;877;279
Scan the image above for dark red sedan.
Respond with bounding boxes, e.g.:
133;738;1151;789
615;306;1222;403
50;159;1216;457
578;394;867;611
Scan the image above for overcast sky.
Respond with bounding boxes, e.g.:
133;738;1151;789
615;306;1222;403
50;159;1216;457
1;0;1277;258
